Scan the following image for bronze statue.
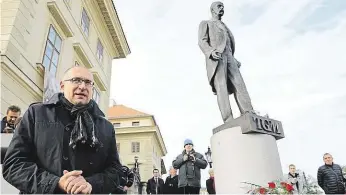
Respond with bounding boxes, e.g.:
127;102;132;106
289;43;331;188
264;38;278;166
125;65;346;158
198;1;254;123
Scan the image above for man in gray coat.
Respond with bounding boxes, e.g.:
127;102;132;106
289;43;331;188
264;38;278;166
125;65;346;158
172;139;207;194
198;1;254;123
286;164;305;194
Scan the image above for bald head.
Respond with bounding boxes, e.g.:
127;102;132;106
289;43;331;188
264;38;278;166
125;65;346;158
208;168;214;176
169;167;177;176
210;1;224;18
62;66;93;81
60;66;94;105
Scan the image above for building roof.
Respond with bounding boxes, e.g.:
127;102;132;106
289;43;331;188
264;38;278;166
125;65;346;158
107;105;151;118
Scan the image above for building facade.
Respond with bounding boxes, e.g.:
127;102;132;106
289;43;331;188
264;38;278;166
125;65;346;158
107;105;168;194
1;0;130;115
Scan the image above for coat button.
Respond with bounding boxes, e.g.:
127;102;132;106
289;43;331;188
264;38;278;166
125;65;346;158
65;127;70;131
63;156;68;160
89;161;93;165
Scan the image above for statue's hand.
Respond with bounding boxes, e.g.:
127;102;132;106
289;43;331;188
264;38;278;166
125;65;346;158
211;50;222;60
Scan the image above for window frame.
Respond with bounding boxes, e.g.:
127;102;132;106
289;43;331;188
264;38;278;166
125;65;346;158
132;121;140;126
113;123;120;128
131;142;140;153
42;25;62;76
81;8;90;37
96;39;104;62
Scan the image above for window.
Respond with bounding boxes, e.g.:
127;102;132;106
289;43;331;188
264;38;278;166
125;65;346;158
42;25;62;76
96;39;103;62
81;8;90;36
116;143;120;152
113;123;120;128
92;88;100;104
132;121;140;126
131;142;140;153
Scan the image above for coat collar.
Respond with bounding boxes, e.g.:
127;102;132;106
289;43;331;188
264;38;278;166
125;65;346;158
43;93;105;117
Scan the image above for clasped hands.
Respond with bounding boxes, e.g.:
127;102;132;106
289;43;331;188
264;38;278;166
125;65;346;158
58;170;92;194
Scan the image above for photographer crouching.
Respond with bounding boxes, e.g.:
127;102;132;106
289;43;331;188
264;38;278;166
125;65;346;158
1;105;21;133
173;139;207;194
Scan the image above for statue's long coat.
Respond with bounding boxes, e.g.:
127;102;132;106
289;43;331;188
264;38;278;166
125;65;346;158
198;19;237;95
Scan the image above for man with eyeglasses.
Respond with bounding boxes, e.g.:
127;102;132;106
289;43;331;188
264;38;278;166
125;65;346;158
173;139;207;194
2;67;121;194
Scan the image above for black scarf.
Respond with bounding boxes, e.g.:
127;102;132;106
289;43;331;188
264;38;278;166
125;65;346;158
60;95;100;150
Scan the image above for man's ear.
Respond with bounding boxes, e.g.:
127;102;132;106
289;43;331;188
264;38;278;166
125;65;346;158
60;81;64;91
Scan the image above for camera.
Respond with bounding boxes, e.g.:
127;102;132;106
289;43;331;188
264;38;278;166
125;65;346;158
188;155;194;161
187;153;195;161
7;123;15;129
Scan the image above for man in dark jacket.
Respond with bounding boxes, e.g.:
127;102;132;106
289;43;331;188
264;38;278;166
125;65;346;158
206;168;216;194
164;167;180;194
173;139;207;194
317;153;346;194
2;67;121;194
146;169;164;194
1;105;21;133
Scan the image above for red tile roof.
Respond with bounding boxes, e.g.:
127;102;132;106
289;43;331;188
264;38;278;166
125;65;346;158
107;105;150;118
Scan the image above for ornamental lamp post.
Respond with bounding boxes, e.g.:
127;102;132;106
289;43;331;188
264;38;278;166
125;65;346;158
134;156;139;170
205;146;212;168
134;156;141;194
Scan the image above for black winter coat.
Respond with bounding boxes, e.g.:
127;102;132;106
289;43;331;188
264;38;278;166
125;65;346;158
164;175;180;194
146;177;164;194
206;177;216;194
2;93;121;194
317;163;346;194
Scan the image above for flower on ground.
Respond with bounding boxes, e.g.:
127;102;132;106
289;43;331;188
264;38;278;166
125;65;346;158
285;183;294;192
259;187;266;194
268;182;276;189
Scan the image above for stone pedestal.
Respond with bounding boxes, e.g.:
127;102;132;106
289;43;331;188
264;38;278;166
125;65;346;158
211;113;284;194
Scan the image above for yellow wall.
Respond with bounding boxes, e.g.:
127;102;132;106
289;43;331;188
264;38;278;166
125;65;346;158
110;116;167;182
0;0;128;116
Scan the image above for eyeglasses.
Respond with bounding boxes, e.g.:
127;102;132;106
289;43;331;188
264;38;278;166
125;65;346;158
64;77;94;87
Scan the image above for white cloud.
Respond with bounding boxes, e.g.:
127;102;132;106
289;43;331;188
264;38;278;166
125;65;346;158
111;0;346;186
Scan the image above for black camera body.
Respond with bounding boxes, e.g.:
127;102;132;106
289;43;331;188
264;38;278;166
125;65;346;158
7;123;15;129
188;155;194;161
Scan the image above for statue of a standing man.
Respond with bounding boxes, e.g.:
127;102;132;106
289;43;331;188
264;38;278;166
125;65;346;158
198;1;254;123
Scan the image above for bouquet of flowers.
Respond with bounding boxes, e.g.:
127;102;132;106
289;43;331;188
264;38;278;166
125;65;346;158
242;180;294;194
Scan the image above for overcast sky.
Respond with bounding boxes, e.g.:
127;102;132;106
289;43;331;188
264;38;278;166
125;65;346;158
110;0;346;186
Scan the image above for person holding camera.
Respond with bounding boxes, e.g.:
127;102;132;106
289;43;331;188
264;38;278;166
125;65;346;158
173;139;207;194
1;105;21;133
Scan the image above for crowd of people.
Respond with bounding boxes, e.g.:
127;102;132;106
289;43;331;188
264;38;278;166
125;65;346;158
1;66;345;195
